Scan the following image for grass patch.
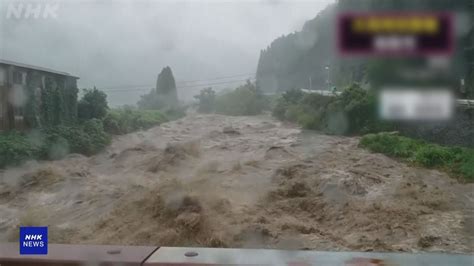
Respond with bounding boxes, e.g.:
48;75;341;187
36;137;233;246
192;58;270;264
360;132;474;181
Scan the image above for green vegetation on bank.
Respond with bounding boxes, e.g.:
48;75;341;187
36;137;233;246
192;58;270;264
360;133;474;181
1;65;188;169
103;108;168;135
0;119;110;168
78;88;109;121
272;84;474;179
1;99;183;169
0;108;175;168
194;88;216;113
273;84;392;135
195;81;267;116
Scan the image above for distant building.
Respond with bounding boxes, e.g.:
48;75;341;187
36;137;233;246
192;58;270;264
0;59;79;130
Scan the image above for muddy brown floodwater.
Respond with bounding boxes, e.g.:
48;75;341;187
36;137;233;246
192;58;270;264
0;114;473;253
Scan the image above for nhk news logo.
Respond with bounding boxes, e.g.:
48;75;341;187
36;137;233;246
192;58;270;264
5;3;59;19
19;226;48;255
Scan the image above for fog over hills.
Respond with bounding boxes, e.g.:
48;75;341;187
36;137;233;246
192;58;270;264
0;0;332;106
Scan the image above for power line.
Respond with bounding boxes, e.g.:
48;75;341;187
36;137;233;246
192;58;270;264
97;73;255;91
104;88;150;93
179;78;255;88
102;78;254;92
177;73;255;84
103;78;256;93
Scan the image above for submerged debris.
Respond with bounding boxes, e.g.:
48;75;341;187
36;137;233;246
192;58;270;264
222;126;240;135
147;141;200;172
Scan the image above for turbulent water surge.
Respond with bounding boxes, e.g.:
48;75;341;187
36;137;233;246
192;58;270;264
0;114;473;253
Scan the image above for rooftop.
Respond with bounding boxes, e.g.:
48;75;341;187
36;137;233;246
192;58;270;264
0;59;79;79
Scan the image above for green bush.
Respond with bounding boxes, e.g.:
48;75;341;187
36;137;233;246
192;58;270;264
78;88;109;120
458;152;474;180
262;94;280;112
215;81;264;116
82;119;111;154
338;84;374;134
272;98;289;120
194;88;216;113
103;108;168;135
194;82;271;116
41;119;111;157
360;132;474;181
272;89;306;120
272;84;390;135
41;125;88;159
284;105;304;122
326;84;391;134
1;106;180;169
163;106;186;121
0;132;41;168
414;145;456;167
297;111;323;129
0;120;111;168
273;89;331;127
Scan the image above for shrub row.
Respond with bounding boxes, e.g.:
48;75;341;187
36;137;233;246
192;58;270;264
0;108;179;168
195;81;267;116
360;132;474;181
0;119;110;168
103;108;168;135
272;84;392;135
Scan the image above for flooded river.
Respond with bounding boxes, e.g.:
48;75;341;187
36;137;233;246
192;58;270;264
0;114;472;253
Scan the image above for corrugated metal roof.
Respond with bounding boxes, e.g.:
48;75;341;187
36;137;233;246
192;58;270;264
0;59;79;79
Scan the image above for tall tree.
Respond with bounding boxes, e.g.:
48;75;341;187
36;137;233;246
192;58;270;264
156;66;178;107
138;66;179;109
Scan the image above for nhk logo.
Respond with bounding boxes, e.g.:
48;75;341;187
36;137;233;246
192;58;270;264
24;234;44;241
19;227;48;255
6;3;59;19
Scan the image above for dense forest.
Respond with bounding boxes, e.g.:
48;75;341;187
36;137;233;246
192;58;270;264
256;0;474;98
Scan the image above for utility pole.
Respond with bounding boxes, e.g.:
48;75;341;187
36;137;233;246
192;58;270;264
309;77;312;90
325;65;330;89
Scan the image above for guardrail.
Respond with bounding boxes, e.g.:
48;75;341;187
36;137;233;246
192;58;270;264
1;243;473;265
457;99;474;108
301;89;474;109
301;89;341;96
0;243;157;266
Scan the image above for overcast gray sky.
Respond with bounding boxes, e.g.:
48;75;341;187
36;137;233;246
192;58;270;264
0;0;333;106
